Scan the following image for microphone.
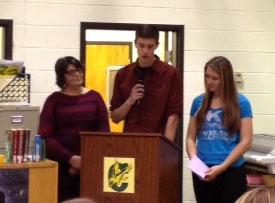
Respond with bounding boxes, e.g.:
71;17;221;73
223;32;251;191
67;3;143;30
136;79;144;106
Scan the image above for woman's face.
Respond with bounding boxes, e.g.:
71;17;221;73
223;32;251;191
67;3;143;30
205;66;221;94
64;64;84;88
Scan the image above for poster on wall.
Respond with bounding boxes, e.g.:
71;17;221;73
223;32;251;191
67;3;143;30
0;169;29;203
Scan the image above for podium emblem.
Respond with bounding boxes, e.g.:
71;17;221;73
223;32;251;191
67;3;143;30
103;157;135;193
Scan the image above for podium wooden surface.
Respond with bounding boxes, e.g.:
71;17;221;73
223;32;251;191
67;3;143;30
80;132;181;203
0;159;58;203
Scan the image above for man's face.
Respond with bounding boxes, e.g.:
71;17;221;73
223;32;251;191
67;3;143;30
135;37;159;67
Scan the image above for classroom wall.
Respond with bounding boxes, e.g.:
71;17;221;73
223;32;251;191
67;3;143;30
1;0;275;202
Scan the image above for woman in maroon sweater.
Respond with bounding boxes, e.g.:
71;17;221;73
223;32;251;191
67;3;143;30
39;56;110;202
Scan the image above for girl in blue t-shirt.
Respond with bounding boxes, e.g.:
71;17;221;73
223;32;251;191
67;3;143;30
186;56;253;203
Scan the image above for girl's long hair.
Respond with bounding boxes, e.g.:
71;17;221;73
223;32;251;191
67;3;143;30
196;56;240;135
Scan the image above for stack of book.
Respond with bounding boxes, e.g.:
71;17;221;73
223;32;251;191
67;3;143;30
6;129;45;164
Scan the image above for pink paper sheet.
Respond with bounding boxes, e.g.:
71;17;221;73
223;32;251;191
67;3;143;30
187;155;209;179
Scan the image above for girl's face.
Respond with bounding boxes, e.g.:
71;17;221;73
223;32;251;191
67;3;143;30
205;67;221;94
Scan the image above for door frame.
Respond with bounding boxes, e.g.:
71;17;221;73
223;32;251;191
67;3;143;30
0;19;13;59
80;22;184;201
80;22;184;141
80;22;184;74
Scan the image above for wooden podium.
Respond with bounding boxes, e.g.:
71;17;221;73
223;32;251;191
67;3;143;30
80;132;181;203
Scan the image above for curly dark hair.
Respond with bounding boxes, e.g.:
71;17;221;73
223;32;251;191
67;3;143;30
54;56;84;89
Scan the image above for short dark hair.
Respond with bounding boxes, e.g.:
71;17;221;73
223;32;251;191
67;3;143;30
55;56;84;89
135;24;159;43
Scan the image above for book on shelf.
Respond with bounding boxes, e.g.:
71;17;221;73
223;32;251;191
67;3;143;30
41;140;46;161
23;129;30;163
6;130;12;163
11;129;18;164
34;135;41;162
6;128;34;164
17;129;24;164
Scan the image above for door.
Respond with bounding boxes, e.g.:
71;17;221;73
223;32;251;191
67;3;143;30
85;42;132;132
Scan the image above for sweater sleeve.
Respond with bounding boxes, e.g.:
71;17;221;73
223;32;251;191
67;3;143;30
38;94;74;164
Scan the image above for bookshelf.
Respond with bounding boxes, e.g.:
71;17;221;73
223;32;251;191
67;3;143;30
0;159;58;203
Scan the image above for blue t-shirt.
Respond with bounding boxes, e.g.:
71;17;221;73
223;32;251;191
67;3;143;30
190;94;253;167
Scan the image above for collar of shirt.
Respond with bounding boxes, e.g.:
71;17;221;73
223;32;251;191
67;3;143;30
133;55;166;75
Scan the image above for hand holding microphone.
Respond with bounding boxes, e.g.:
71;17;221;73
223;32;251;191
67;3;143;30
126;81;145;106
136;80;144;106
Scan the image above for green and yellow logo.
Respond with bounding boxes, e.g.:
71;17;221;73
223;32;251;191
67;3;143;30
0;65;20;75
103;157;135;193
